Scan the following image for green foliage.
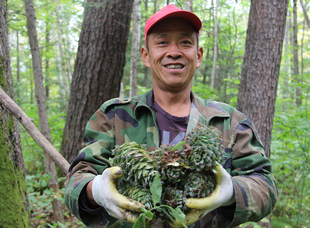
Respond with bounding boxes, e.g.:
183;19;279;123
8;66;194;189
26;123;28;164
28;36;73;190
192;82;218;100
270;87;310;227
133;173;187;228
27;172;85;227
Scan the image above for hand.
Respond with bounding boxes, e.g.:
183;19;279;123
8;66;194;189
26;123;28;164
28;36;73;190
91;166;145;223
173;165;234;227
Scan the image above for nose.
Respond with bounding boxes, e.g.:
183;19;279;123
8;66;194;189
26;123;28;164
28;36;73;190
167;42;182;59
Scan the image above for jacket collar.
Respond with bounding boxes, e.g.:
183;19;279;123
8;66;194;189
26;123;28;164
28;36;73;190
133;90;230;120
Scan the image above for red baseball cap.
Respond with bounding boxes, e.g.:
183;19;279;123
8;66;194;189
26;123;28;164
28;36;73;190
145;4;202;45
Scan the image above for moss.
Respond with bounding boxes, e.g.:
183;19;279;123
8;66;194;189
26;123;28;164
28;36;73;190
0;56;7;89
0;59;29;227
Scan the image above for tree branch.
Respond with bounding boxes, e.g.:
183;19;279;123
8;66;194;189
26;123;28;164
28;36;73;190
0;88;70;173
299;0;310;29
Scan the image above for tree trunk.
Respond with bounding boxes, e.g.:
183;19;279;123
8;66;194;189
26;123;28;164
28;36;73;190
210;0;219;89
185;0;192;11
55;0;70;99
45;21;50;99
293;0;301;106
52;31;67;107
0;0;29;226
299;0;310;29
282;8;291;101
130;0;141;97
60;0;134;164
16;30;21;100
236;0;289;159
154;0;157;14
24;0;64;224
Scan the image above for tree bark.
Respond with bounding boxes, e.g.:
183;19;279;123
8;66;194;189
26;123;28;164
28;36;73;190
236;0;289;159
24;0;64;224
130;0;141;97
0;0;29;226
60;0;134;164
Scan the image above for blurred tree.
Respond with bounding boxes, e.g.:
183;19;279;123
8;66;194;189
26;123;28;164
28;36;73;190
292;0;301;106
129;0;141;97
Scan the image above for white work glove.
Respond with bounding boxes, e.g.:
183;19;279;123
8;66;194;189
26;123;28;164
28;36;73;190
173;164;234;227
92;166;145;223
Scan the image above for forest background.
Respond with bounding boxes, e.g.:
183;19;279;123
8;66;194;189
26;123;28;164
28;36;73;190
2;0;310;227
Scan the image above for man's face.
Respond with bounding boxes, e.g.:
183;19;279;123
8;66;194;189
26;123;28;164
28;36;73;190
141;17;203;92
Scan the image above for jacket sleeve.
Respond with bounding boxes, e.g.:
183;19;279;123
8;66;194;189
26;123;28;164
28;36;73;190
64;108;117;227
227;117;278;227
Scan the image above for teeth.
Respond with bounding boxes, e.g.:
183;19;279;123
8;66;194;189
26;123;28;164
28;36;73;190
165;64;183;69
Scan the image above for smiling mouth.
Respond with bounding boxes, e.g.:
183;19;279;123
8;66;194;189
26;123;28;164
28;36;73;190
164;64;184;69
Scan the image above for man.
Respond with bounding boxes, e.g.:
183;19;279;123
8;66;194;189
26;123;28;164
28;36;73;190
64;4;278;228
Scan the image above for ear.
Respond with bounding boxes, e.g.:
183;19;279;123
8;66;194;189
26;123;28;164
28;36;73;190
196;46;203;69
141;46;150;68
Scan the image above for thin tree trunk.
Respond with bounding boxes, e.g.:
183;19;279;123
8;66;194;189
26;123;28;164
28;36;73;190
130;0;141;97
65;25;72;83
16;30;20;100
299;0;310;28
55;0;69;99
144;66;149;88
45;22;50;99
282;8;291;101
211;0;219;89
202;48;210;84
293;0;301;106
185;0;192;11
144;0;149;87
24;0;64;224
217;59;222;99
202;5;211;85
52;31;66;107
300;19;305;80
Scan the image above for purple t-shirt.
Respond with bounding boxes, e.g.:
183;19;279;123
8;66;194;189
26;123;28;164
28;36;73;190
153;101;189;146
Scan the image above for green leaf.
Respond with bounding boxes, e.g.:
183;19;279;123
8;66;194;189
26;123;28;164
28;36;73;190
132;216;143;228
145;210;153;219
171;141;186;151
150;172;162;206
171;207;186;224
141;208;153;219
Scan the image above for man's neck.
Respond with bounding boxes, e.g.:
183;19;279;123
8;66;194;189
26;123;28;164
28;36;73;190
153;87;192;117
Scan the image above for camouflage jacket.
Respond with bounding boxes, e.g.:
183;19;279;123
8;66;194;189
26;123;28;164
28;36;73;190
64;90;278;228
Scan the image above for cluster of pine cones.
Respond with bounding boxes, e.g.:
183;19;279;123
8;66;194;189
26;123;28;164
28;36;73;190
111;127;224;217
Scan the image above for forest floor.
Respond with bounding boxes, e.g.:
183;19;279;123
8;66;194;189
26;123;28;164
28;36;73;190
30;201;86;228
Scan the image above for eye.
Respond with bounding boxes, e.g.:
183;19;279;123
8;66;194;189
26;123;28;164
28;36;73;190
158;40;168;45
181;40;193;45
